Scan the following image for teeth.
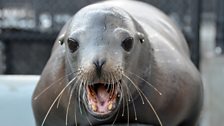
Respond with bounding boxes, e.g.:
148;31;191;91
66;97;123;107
118;94;120;97
92;104;97;112
108;103;113;110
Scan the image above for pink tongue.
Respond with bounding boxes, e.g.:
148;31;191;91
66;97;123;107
96;85;110;103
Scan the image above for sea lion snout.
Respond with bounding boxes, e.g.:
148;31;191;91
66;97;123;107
78;54;123;120
93;58;106;78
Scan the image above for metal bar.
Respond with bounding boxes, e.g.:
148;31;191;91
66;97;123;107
0;31;58;41
216;0;224;54
190;0;202;68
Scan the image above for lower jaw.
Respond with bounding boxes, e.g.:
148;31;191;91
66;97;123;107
83;84;123;120
89;111;115;120
84;100;121;120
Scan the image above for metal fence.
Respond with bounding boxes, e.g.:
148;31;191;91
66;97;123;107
0;0;202;74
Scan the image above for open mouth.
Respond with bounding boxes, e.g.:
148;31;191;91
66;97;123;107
86;81;121;118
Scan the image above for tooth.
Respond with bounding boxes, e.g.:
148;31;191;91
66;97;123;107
108;103;113;110
92;104;97;112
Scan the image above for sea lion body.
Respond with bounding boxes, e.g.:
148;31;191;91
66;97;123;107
32;1;203;126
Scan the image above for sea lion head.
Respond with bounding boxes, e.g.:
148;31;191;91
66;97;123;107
59;5;152;120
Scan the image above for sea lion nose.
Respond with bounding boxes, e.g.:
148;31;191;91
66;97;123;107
93;58;106;77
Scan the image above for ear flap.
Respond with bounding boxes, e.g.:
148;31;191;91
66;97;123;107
58;34;65;45
137;32;145;44
57;18;72;45
131;16;146;44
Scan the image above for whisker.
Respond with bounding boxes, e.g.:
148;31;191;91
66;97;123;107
123;81;138;121
107;72;112;92
65;82;76;126
82;108;93;126
78;76;84;115
111;73;122;126
121;85;125;117
40;76;78;126
139;88;163;126
111;72;116;95
57;80;76;109
117;76;130;125
123;73;163;126
125;70;162;95
113;73;134;120
80;74;88;115
34;71;79;100
74;86;78;126
125;92;129;126
56;91;63;108
122;73;145;104
86;117;93;126
112;105;121;126
109;72;114;95
121;81;131;101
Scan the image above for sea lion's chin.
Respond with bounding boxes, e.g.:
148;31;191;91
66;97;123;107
85;80;122;120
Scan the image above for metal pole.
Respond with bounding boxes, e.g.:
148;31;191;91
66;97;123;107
0;41;6;74
190;0;202;68
216;0;224;54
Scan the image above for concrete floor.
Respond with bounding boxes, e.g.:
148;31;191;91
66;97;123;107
200;14;224;126
0;76;38;126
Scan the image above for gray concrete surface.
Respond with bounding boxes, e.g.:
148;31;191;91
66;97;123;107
200;13;224;126
0;75;38;126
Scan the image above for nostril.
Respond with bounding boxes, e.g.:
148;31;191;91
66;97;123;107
94;59;106;70
93;59;106;77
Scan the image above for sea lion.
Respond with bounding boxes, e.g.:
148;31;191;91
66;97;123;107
32;1;203;126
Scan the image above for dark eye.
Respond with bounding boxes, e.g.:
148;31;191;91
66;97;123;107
67;38;79;53
121;37;134;52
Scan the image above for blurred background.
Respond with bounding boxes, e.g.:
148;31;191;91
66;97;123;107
0;0;223;125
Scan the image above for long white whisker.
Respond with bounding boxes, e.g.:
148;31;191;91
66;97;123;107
65;83;76;126
123;73;163;126
125;93;129;126
65;77;81;126
123;81;137;121
121;85;125;117
141;92;163;126
112;105;121;126
114;73;137;121
82;108;93;126
41;76;78;126
34;71;79;100
78;76;84;115
56;91;63;108
125;70;162;95
122;73;145;104
74;88;78;126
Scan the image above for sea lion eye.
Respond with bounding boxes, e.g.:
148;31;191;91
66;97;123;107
121;37;134;52
67;38;79;53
